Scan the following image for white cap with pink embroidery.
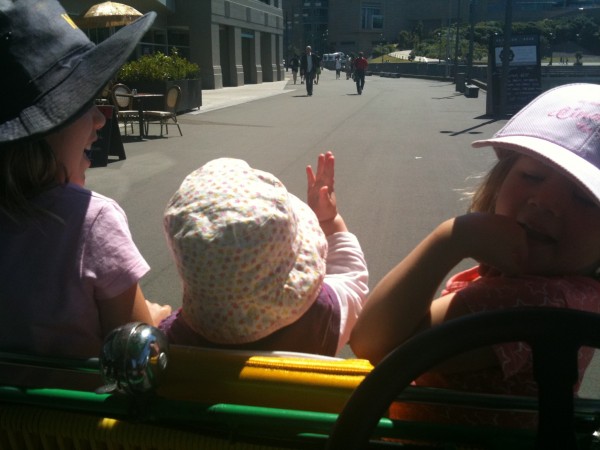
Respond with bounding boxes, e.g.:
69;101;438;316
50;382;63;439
472;83;600;206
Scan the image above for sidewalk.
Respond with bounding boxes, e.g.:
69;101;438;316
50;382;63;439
189;77;294;114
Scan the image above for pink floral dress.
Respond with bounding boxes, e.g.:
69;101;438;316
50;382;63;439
390;266;600;428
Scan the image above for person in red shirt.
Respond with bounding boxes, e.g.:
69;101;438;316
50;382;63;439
353;52;369;95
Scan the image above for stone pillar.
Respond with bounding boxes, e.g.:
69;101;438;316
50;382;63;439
227;26;245;86
276;32;284;81
254;32;263;84
261;33;276;82
195;22;222;90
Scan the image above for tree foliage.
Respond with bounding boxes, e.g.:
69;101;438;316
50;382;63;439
397;15;600;62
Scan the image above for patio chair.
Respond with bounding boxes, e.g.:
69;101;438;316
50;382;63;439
110;83;138;135
143;85;182;137
94;82;112;105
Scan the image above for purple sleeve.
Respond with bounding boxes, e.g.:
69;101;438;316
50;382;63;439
81;199;150;300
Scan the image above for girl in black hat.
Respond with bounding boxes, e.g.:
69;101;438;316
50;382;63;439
0;0;171;362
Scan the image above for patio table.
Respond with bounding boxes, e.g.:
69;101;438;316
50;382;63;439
131;92;164;139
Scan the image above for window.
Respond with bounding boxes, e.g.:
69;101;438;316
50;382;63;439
154;30;167;46
361;3;383;30
372;14;383;29
168;30;189;48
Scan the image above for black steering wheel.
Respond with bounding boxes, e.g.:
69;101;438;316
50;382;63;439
327;308;600;450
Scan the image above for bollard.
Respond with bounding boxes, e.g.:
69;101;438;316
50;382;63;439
455;73;466;93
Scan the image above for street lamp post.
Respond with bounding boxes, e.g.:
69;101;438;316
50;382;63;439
438;32;442;62
575;33;582;65
380;34;385;63
453;0;461;78
500;0;513;116
466;0;474;81
445;0;452;76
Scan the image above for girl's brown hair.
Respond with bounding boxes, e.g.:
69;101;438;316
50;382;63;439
0;139;64;222
469;151;520;213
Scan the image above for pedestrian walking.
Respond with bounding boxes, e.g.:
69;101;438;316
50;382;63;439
353;52;368;95
335;55;342;79
346;56;353;80
315;52;322;85
290;54;300;84
300;46;320;96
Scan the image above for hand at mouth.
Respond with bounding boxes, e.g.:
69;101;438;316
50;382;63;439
520;223;556;244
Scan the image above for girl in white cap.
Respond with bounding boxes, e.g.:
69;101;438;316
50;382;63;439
351;83;600;427
0;0;170;361
160;152;368;356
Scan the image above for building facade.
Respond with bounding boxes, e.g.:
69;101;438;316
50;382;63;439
284;0;329;56
62;0;285;89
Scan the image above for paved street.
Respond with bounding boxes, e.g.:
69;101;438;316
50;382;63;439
87;69;499;307
83;70;600;395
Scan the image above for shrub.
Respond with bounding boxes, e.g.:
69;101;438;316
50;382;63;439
118;49;200;83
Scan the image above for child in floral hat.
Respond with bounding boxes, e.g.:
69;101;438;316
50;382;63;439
159;152;368;356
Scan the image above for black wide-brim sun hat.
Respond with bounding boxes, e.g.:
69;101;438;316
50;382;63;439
0;0;156;144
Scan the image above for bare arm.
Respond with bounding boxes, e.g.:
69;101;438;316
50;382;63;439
350;219;462;363
350;213;528;365
98;284;172;336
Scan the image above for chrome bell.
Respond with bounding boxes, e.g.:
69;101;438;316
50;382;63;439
98;322;169;394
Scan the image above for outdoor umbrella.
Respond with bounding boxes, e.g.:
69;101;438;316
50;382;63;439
81;1;142;29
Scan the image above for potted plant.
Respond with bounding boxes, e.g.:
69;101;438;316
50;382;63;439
117;49;201;112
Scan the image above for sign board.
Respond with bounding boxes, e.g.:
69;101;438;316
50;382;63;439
90;106;126;168
487;34;541;116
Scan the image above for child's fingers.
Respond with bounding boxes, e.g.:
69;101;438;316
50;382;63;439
323;152;335;190
306;165;316;185
315;153;326;179
145;300;172;326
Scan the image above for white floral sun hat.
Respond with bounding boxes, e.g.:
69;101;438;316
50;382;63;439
164;158;328;344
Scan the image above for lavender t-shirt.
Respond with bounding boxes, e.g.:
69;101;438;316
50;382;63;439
0;184;150;358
